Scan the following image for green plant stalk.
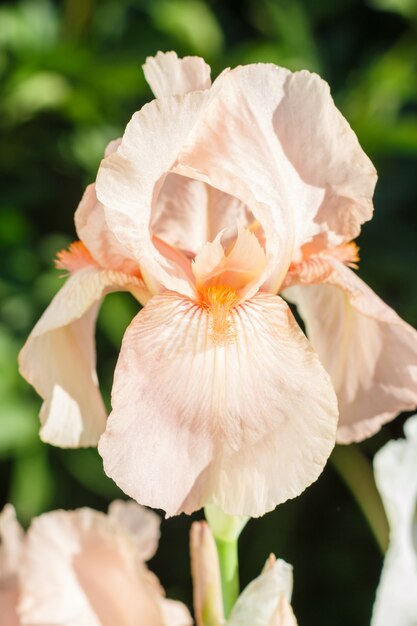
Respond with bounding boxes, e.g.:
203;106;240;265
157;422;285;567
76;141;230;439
215;536;240;618
331;444;389;553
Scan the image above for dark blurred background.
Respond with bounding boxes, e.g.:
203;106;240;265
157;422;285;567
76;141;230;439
1;0;417;624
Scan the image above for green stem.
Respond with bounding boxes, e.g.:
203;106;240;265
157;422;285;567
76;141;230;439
331;444;389;553
215;536;240;618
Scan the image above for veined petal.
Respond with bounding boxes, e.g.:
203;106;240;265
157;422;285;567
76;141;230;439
99;292;338;517
18;508;167;626
18;266;147;448
107;500;161;562
143;51;211;98
96;92;209;297
228;556;298;626
284;260;417;443
371;416;417;626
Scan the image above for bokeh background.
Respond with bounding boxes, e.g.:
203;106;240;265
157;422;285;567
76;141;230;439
1;0;417;624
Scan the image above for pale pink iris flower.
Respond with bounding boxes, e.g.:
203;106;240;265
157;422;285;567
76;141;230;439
371;415;417;626
190;521;298;626
19;51;417;517
0;501;191;626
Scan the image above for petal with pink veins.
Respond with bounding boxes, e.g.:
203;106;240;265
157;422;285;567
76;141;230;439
99;291;338;517
18;266;148;448
284;259;417;443
143;51;211;98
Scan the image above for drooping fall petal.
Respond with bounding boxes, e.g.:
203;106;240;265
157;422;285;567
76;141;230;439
143;50;211;98
0;505;23;626
99;291;338;517
228;555;298;626
284;259;417;443
18;505;191;626
371;416;417;626
18;265;148;447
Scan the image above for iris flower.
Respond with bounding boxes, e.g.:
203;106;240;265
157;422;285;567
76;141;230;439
0;501;191;626
19;52;417;517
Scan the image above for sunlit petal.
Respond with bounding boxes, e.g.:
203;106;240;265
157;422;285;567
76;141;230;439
143;50;211;97
285;259;417;443
96;92;209;297
18;266;147;447
99;292;338;517
75;184;141;276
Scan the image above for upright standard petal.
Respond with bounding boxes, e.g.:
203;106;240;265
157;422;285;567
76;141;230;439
18;264;147;447
228;556;298;626
151;174;255;257
175;64;374;291
75;184;141;276
18;506;190;626
99;291;338;517
143;51;211;98
371;416;417;626
284;258;417;443
96;91;209;297
0;505;23;626
272;70;376;245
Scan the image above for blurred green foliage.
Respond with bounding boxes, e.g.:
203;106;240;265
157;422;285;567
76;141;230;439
1;0;417;624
